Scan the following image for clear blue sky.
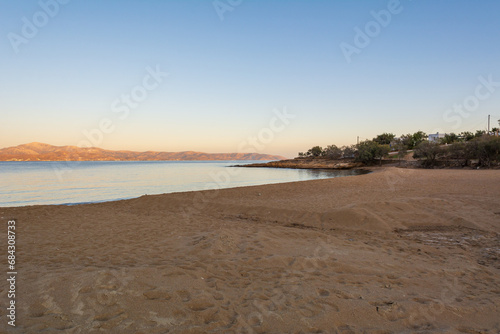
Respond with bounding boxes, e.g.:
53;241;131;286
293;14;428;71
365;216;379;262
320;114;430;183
1;0;499;158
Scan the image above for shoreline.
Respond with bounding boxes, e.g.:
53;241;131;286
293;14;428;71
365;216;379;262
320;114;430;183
1;167;499;332
236;158;500;171
1;163;371;209
1;169;371;209
0;159;282;163
233;158;364;170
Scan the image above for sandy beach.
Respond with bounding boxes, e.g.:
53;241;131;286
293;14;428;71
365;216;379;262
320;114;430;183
1;167;499;333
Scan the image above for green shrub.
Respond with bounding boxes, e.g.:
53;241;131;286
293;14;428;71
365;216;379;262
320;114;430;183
323;145;342;159
413;141;442;167
355;140;390;165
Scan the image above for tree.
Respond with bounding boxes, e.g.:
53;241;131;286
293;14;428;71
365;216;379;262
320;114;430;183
400;131;427;150
323;145;342;159
471;136;500;166
475;130;486;138
373;133;396;145
355;140;390;165
483;136;500;163
445;142;467;165
459;131;474;142
400;134;414;149
441;133;458;144
341;145;356;158
412;131;427;147
413;141;442;167
307;146;323;157
393;139;408;165
376;144;391;165
458;135;500;166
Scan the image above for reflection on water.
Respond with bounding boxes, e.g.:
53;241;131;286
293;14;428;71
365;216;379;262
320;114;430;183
0;161;369;207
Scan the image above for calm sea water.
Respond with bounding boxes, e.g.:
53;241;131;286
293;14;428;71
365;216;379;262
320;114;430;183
0;161;367;207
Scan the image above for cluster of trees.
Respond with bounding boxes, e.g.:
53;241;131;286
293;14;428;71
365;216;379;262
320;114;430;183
298;130;429;165
298;145;355;159
298;129;500;167
414;135;500;167
298;142;391;165
372;131;426;149
439;129;498;144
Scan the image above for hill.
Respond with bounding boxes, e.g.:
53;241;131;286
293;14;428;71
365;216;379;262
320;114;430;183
0;143;286;161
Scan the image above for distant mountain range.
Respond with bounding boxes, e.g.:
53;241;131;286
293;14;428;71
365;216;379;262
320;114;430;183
0;143;286;161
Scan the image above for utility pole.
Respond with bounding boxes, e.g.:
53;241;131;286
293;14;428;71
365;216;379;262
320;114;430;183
357;136;359;145
488;114;490;134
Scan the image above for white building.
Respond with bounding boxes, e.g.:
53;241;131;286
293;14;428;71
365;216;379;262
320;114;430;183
428;132;446;143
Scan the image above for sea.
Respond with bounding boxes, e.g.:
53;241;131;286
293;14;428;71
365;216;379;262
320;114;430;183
0;161;367;207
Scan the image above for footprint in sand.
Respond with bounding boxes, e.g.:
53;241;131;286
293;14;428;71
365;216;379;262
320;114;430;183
317;288;330;297
177;290;191;302
186;297;215;312
143;289;172;300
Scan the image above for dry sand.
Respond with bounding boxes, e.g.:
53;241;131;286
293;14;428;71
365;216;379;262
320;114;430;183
1;167;499;333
